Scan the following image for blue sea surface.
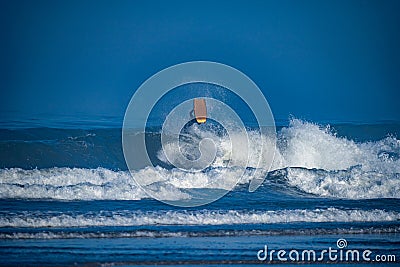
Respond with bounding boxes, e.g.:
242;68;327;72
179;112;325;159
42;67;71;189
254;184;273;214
0;117;399;266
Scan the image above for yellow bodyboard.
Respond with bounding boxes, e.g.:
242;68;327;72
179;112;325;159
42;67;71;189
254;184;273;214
194;98;207;124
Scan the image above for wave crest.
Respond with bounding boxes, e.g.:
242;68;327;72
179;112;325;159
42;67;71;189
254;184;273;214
1;119;399;200
0;208;398;228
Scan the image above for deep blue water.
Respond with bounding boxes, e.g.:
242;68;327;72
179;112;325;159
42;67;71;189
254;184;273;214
0;119;399;265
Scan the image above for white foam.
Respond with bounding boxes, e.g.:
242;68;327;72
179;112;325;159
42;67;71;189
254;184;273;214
158;119;400;173
0;167;189;201
276;119;400;198
158;123;276;169
0;231;186;239
2;226;399;239
1;119;399;200
137;165;263;190
0;165;267;200
277;119;400;173
0;208;398;228
284;166;400;199
155;119;400;199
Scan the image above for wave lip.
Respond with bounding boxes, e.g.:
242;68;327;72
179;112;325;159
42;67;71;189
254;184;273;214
0;208;398;228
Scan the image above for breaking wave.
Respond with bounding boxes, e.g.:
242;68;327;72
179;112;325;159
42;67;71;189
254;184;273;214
0;119;399;200
0;208;398;228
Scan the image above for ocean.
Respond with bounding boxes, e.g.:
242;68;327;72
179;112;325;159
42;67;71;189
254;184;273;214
0;118;399;266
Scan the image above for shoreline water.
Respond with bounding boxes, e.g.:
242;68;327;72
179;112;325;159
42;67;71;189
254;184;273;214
1;233;399;266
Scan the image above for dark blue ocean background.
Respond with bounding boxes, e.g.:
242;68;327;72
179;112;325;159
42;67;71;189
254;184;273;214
1;0;400;264
0;114;399;266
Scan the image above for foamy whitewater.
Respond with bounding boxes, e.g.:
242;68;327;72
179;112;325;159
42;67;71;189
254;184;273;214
1;208;398;228
1;119;399;200
1;119;399;265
